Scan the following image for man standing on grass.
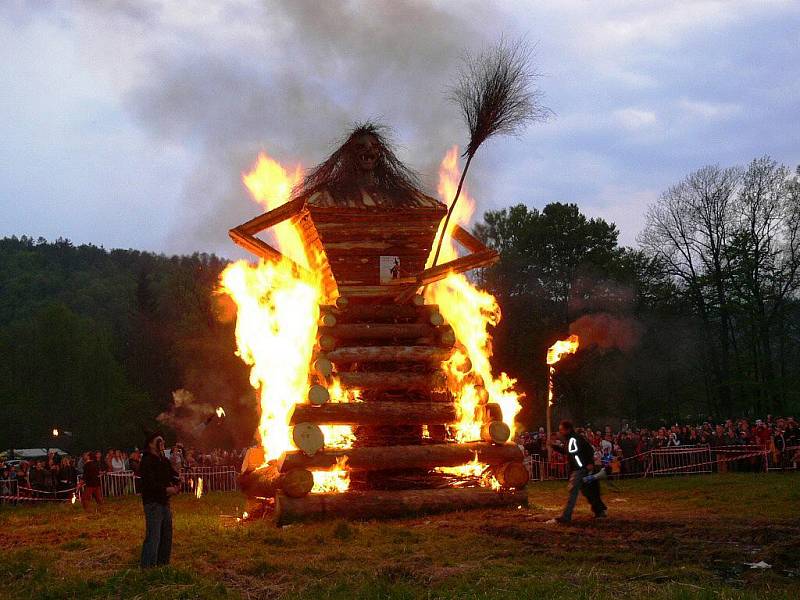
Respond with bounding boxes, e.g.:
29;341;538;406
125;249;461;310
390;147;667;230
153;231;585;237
139;432;180;568
547;420;607;524
81;452;103;512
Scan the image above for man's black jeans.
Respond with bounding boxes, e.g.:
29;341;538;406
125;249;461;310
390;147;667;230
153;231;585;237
140;502;173;568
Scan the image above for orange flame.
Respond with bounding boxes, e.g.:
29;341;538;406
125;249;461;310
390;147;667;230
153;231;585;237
546;335;579;365
547;335;579;408
425;146;522;486
219;152;352;491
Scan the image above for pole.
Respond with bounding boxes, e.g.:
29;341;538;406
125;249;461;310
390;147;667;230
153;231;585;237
546;366;554;464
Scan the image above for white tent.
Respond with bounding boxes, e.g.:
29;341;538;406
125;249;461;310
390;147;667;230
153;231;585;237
1;448;67;460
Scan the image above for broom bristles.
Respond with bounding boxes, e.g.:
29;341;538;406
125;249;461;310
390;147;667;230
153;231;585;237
451;38;551;158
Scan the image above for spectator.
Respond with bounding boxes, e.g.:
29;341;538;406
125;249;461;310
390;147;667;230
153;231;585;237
139;432;180;568
82;451;103;512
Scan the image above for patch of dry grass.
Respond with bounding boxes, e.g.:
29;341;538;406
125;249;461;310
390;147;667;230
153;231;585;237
0;473;797;599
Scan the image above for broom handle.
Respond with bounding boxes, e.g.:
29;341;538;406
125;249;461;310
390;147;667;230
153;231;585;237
429;153;474;270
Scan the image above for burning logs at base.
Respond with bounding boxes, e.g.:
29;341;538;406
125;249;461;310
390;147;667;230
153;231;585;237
279;441;523;472
238;465;315;499
275;487;528;526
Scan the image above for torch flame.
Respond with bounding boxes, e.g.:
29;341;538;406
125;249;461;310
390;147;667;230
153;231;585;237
425;147;522;445
547;335;579;365
195;477;204;499
219;151;351;491
547;335;579;409
216;406;226;418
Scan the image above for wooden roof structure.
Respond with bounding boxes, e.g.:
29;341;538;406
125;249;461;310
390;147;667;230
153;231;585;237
229;185;499;303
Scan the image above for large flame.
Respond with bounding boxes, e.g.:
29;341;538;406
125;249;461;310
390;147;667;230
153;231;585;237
220;152;351;491
425;147;522;480
547;335;579;365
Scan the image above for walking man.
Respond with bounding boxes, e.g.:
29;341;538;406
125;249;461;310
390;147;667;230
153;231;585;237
139;433;180;568
548;420;607;524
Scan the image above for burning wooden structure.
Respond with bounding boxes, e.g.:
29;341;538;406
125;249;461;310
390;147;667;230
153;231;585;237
226;129;527;524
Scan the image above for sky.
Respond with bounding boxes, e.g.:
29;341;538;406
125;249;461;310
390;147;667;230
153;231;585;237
1;0;798;257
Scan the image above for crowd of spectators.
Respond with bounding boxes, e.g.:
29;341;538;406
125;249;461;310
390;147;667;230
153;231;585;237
0;445;247;499
517;415;800;475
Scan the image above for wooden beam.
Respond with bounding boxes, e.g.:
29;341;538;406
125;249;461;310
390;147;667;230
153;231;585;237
326;345;453;365
338;371;446;392
416;249;499;286
289;401;457;426
452;225;490;254
275;487;528;525
320;323;437;341
228;229;313;280
236;197;307;235
278;441;523;472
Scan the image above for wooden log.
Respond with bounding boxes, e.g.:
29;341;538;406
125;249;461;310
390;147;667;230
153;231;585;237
338;371;446;392
319;313;337;327
289;401;457;426
238;463;281;498
308;385;330;406
318;334;337;352
278;441;523;472
275;487;528;525
452;225;491;254
428;311;445;326
292;422;324;456
481;421;511;444
439;326;456;348
319;304;439;323
326;345;453;365
236;197;306;235
313;357;333;378
416;250;499;287
238;464;315;499
491;462;530;489
228;229;311;279
482;403;503;422
335;296;349;309
320;323;436;341
281;468;315;498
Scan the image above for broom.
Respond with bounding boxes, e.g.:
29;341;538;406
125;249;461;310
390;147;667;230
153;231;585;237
429;38;551;270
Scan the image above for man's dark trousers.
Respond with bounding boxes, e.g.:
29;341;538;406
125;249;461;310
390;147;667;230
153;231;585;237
560;468;607;521
140;502;173;567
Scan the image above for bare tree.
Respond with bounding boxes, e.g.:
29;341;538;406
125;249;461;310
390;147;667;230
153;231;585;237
639;165;740;413
729;157;800;411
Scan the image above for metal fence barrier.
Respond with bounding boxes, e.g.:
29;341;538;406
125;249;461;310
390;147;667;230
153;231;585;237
526;443;798;482
650;445;713;476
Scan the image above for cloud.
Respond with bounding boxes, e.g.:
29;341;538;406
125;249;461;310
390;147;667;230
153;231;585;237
613;108;657;130
677;98;742;119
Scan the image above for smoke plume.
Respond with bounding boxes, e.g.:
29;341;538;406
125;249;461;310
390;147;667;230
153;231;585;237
568;312;641;353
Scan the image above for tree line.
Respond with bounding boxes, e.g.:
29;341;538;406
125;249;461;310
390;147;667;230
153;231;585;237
1;155;797;448
479;156;800;428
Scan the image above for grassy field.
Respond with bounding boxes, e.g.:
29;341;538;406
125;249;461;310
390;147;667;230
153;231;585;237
1;473;798;599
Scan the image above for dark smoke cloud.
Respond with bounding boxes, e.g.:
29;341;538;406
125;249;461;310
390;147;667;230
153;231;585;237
569;312;641;353
99;0;504;254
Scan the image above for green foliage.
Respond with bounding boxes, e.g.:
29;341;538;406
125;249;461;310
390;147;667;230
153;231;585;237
0;236;253;450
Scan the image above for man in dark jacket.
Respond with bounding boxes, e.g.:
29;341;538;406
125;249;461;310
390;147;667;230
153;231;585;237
548;420;607;524
139;433;180;568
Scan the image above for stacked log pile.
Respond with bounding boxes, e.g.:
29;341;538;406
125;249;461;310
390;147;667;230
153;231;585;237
269;294;529;524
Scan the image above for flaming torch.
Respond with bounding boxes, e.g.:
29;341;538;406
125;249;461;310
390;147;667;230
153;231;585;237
546;335;579;461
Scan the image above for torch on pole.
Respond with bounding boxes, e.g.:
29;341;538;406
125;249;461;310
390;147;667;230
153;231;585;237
545;336;580;464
